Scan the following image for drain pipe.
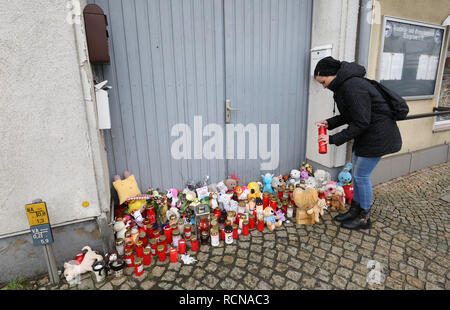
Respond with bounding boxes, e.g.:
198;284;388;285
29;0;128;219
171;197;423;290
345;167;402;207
71;0;114;253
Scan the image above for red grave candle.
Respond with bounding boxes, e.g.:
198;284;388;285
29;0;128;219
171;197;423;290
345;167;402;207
190;236;199;252
134;257;144;276
257;217;264;232
158;235;168;252
146;205;156;224
221;228;225;240
232;224;238;239
157;245;166;262
163;225;172;244
135;240;144;258
139;232;148;248
184;224;192;240
124;249;134;267
149;238;158;256
263;193;270;208
249;214;255;229
242;220;249;236
270;198;278;211
178;239;186;254
153;229;161;241
278;190;283;200
170;248;178;263
143;247;151;266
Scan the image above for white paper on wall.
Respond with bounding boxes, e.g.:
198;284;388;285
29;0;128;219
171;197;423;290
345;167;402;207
391;53;404;80
416;55;429;80
425;56;439;80
380;52;392;80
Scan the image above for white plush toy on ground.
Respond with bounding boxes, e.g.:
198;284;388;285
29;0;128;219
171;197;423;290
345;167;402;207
63;246;103;284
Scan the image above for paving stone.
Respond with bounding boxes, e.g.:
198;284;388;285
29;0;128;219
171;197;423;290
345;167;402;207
180;266;193;276
140;280;156;290
202;274;219;289
220;277;237;290
223;255;234;265
151;266;166;278
99;282;113;290
161;271;176;282
111;276;127;287
286;270;302;282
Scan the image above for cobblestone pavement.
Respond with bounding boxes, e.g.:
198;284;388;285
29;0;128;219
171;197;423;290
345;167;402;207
23;162;450;290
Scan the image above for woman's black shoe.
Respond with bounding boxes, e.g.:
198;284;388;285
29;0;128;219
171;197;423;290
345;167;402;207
341;209;371;230
333;201;360;222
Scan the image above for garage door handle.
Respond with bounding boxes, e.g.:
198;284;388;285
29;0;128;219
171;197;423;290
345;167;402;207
225;99;240;123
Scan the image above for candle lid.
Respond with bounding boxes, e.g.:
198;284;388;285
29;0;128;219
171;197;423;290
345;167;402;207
115;238;124;245
136;240;143;247
134;257;143;265
243;219;249;225
124;249;132;256
124;231;131;238
190;235;197;241
157;245;165;252
201;231;209;237
211;230;218;236
126;240;133;247
143;247;151;255
263;191;270;196
159;235;167;242
232;224;238;229
185;224;191;229
172;229;180;236
146;205;154;210
224;225;233;233
249;214;255;219
177;218;184;225
149;238;157;245
110;259;125;270
139;231;146;238
170;223;177;230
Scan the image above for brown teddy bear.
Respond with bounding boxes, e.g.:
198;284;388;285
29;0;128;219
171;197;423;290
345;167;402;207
262;206;282;231
328;194;346;211
292;187;325;225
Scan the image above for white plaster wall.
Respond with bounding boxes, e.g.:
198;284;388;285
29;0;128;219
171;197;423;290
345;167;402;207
0;0;108;236
306;0;360;168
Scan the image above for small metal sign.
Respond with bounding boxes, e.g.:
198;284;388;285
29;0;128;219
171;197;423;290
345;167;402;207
25;202;50;226
30;223;54;246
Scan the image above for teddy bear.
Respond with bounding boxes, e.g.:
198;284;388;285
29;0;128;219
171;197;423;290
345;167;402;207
328;186;346;212
289;169;301;185
63;246;103;285
113;217;130;240
247;182;261;200
261;173;275;194
262;206;282;231
271;175;283;190
304;176;317;189
224;174;240;193
292;187;325;225
314;169;331;189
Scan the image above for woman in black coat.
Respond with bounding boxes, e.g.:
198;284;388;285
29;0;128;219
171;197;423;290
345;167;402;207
314;56;403;230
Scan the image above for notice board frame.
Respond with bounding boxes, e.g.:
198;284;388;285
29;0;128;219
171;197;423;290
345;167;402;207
377;16;447;101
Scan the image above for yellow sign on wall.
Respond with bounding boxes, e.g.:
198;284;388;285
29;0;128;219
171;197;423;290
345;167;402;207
25;202;49;226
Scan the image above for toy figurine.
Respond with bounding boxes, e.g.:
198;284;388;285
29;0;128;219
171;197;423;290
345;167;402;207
262;173;275;194
289;169;301;185
292;187;325;225
314;169;331;189
63;246;103;285
247;182;261;200
324;181;337;198
113;218;130;240
263;206;282;231
166;188;179;208
238;186;250;200
300;167;309;181
301;162;314;176
224;174;240;193
305;176;317;189
343;183;354;205
337;163;353;187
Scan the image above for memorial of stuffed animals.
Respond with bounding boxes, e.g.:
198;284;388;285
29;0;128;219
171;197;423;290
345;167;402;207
62;162;354;284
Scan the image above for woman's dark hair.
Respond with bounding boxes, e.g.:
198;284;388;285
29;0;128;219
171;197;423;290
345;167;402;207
314;56;341;77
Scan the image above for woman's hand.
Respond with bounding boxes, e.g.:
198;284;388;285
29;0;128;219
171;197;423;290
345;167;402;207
315;120;328;129
318;134;329;145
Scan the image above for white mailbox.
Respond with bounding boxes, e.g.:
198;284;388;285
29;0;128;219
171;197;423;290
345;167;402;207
310;44;333;76
94;80;112;130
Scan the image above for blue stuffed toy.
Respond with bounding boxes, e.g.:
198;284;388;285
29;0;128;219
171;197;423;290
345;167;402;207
261;173;275;194
337;163;353;187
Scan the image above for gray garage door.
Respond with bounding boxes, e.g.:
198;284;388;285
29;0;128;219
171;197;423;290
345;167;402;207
90;0;312;191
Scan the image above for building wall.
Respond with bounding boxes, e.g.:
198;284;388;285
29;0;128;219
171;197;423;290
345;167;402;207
306;0;360;171
0;0;111;283
367;0;450;156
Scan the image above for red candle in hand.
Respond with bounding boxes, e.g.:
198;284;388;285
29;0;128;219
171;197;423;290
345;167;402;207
318;126;327;154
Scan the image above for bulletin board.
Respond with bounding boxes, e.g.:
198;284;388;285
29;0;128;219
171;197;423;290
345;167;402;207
377;16;446;100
